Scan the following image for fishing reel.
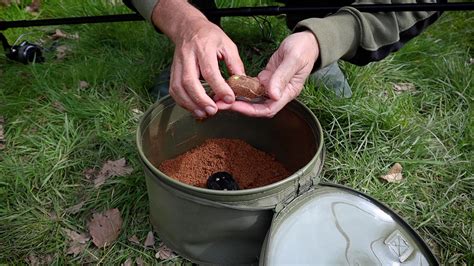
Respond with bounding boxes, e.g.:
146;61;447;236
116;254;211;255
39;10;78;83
1;32;44;64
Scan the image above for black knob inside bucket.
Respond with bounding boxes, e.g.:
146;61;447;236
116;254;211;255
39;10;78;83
206;172;240;191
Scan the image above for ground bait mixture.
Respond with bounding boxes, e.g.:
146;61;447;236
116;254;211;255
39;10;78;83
158;138;290;189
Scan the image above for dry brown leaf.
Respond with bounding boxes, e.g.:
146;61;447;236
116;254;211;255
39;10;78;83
67;243;87;256
25;0;40;14
79;80;89;89
155;244;174;260
128;234;140;245
50;29;79;40
55;45;70;60
131;108;143;122
25;254;39;266
393;83;416;94
0;0;16;7
69;33;80;40
380;163;404;183
88;208;123;248
121;258;133;266
64;228;90;244
63;228;90;256
144;231;155;248
65;201;85;214
25;254;53;266
93;158;133;188
135;257;144;266
83;168;96;180
52;101;66;112
50;29;67;40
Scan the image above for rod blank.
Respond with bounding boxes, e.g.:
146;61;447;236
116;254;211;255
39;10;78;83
1;2;473;30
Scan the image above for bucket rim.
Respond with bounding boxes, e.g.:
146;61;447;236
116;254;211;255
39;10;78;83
136;95;324;196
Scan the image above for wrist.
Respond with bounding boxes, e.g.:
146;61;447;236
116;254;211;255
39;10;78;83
302;30;319;58
151;0;208;43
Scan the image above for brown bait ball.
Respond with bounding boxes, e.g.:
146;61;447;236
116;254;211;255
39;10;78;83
227;75;266;99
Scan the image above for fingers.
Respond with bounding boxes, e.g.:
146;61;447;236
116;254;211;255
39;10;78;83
222;44;245;76
265;54;301;102
227;91;293;118
197;49;235;105
169;53;217;118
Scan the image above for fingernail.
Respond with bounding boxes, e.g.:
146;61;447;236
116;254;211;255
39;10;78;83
205;106;216;115
223;95;234;104
194;109;206;118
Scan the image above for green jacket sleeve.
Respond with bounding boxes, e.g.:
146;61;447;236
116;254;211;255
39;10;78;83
129;0;160;22
294;0;445;69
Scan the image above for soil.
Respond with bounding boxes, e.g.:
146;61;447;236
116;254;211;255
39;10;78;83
158;138;290;189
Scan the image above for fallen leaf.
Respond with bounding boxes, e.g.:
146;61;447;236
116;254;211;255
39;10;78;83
0;0;14;7
79;80;89;89
52;101;66;112
122;258;133;266
69;33;80;40
50;29;80;40
392;83;416;94
131;108;143;122
63;228;90;256
136;257;144;266
144;231;155;248
83;168;96;180
50;29;67;40
64;228;90;245
380;163;404;183
155;244;174;260
55;45;70;60
25;254;53;266
25;0;40;14
25;254;39;266
128;235;140;245
88;208;123;248
93;158;133;188
65;201;85;214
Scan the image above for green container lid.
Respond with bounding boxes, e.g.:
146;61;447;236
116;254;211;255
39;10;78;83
260;183;438;265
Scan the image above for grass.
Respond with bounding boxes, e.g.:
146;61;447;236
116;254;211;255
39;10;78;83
0;0;472;265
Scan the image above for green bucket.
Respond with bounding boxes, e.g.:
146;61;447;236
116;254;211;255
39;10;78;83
137;96;324;264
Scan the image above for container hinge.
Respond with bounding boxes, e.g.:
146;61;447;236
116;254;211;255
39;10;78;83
297;173;314;197
274;188;297;213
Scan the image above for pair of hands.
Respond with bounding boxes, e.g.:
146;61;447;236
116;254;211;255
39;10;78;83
154;1;319;118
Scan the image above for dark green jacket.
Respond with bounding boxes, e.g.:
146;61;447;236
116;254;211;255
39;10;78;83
124;0;443;69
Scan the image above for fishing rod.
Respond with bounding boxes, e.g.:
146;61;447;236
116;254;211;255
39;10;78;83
1;2;474;30
1;2;473;64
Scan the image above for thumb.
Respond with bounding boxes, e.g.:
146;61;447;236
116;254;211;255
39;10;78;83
266;56;299;101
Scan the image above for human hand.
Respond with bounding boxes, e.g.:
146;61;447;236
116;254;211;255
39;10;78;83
170;19;245;118
152;1;245;119
217;31;319;117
